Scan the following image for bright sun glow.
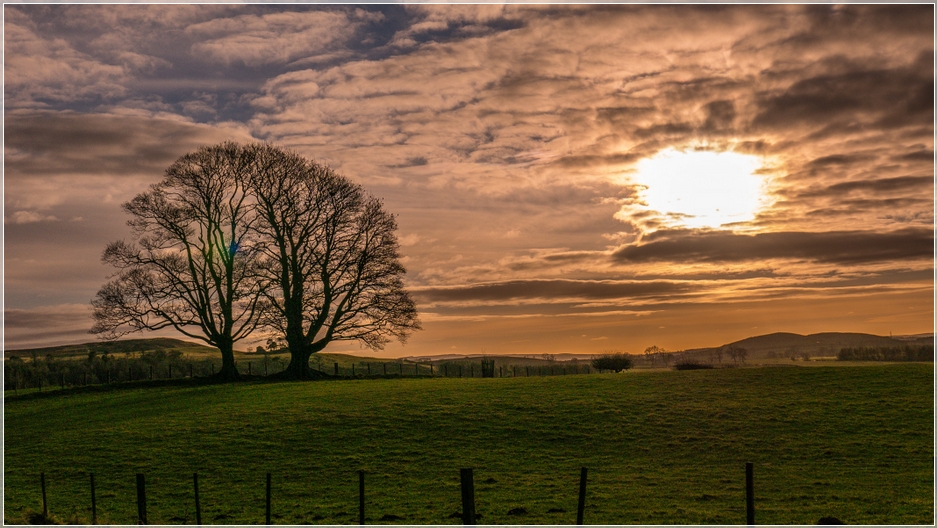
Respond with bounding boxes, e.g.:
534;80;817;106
633;148;768;229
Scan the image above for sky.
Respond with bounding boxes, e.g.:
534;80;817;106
4;4;934;357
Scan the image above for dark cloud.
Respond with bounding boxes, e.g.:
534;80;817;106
413;279;694;303
797;176;934;199
5;110;254;177
702;100;736;131
753;63;934;132
613;228;933;264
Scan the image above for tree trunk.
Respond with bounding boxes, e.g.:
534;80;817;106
216;338;240;381
283;350;311;379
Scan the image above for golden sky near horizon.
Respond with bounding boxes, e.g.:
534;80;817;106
4;4;934;356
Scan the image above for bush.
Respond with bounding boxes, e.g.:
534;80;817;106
673;361;714;370
591;353;634;373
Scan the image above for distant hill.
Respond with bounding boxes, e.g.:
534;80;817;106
687;332;934;360
6;332;933;362
5;338;222;359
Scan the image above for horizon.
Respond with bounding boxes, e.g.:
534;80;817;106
5;5;934;357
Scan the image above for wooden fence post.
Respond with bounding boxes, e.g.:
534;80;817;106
193;472;201;526
526;366;529;377
90;473;97;524
136;473;147;525
41;472;48;515
352;363;355;376
460;468;476;525
459;365;462;378
335;363;339;376
383;363;387;375
358;470;365;525
430;364;434;375
746;462;754;525
190;364;194;378
266;472;272;525
577;467;588;525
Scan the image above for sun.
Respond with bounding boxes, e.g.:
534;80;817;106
631;148;769;229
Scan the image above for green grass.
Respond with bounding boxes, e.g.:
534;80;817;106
4;364;933;525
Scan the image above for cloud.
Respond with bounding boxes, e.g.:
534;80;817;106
5;211;59;224
612;228;934;264
413;279;695;305
4;9;128;107
4;304;95;350
187;9;379;67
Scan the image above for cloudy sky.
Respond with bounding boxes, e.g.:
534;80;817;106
4;4;934;356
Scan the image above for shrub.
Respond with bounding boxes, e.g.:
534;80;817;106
591;353;634;373
673;361;714;370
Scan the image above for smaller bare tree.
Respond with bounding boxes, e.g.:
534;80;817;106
91;143;268;380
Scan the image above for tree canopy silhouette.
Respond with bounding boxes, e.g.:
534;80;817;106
248;144;420;378
91;143;267;380
92;142;420;380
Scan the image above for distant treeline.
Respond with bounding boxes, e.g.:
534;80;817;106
837;345;934;362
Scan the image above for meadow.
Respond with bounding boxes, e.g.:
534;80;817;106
4;364;933;525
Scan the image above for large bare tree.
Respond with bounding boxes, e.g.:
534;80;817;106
248;144;421;378
91;143;267;379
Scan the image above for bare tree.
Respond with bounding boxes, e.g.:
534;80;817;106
91;143;268;380
248;144;420;378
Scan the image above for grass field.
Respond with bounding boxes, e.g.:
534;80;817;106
4;364;933;525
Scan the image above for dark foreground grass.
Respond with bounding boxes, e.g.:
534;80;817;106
4;364;933;525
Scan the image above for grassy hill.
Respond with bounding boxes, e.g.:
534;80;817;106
4;365;932;525
5;338;222;360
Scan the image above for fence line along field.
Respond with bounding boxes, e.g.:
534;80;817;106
4;364;933;525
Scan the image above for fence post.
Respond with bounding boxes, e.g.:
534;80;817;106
430;364;434;375
352;363;355;376
335;363;339;376
41;472;48;515
190;364;194;378
358;470;365;525
193;472;201;526
383;363;387;375
136;473;147;525
526;366;529;377
445;364;448;377
368;363;371;375
746;462;754;525
266;472;272;525
459;365;462;378
577;467;588;525
460;468;476;525
471;364;474;377
90;473;97;524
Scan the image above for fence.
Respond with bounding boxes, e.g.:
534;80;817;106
28;464;762;525
3;358;598;395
